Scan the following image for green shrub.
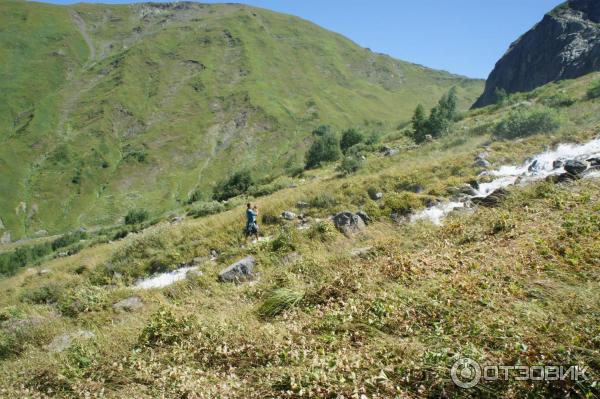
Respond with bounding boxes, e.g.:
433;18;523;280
213;170;253;201
0;231;89;277
340;128;364;154
52;231;87;250
493;106;561;139
248;180;288;197
307;220;337;242
305;126;341;169
271;226;298;253
309;192;338;209
61;343;98;378
586;79;600;99
384;192;421;216
121;145;148;163
493;87;508;105
187;201;225;218
0;325;43;360
57;285;109;317
138;308;193;348
337;156;362;175
541;92;575;108
410;88;457;143
20;282;66;304
186;188;207;204
124;208;149;225
261;212;280;225
345;142;377;157
284;164;304;177
258;288;304;318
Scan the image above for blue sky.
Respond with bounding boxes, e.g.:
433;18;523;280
40;0;564;79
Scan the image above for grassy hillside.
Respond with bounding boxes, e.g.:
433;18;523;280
0;72;598;398
0;0;483;240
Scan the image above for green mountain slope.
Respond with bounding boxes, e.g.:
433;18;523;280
0;0;483;240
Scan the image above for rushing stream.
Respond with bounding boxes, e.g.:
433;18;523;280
134;265;199;289
412;138;600;225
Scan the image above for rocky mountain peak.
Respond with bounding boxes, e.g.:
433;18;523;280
473;0;600;108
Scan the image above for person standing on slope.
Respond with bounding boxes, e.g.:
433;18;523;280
245;203;259;242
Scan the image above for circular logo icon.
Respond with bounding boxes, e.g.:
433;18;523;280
450;357;481;388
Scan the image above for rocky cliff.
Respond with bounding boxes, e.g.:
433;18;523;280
473;0;600;108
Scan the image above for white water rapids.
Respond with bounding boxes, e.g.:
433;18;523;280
411;137;600;225
134;265;199;289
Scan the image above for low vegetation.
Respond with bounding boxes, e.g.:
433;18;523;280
493;106;561;139
124;209;149;225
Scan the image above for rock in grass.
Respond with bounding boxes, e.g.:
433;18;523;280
1;315;45;332
383;148;399;156
356;211;372;225
1;232;10;244
113;296;143;312
474;158;491;168
46;330;95;353
281;211;296;220
471;188;508;207
350;246;373;257
218;256;256;283
369;191;383;200
332;211;366;236
564;159;588;175
281;252;301;266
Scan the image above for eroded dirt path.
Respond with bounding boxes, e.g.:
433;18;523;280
70;10;96;62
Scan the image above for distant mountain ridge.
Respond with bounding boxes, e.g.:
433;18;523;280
474;0;600;107
0;1;483;240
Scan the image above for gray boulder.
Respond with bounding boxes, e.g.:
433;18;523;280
564;159;588;175
451;184;477;196
1;232;11;244
113;296;143;312
380;146;399;156
281;211;296;220
471;188;508;207
586;157;600;166
1;315;45;332
350;246;373;257
368;191;383;200
356;211;372;225
281;252;301;266
552;159;564;169
218;256;256;283
332;211;366;236
46;330;95;353
474;158;491;168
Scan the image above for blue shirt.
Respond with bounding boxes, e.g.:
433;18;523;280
246;209;256;226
